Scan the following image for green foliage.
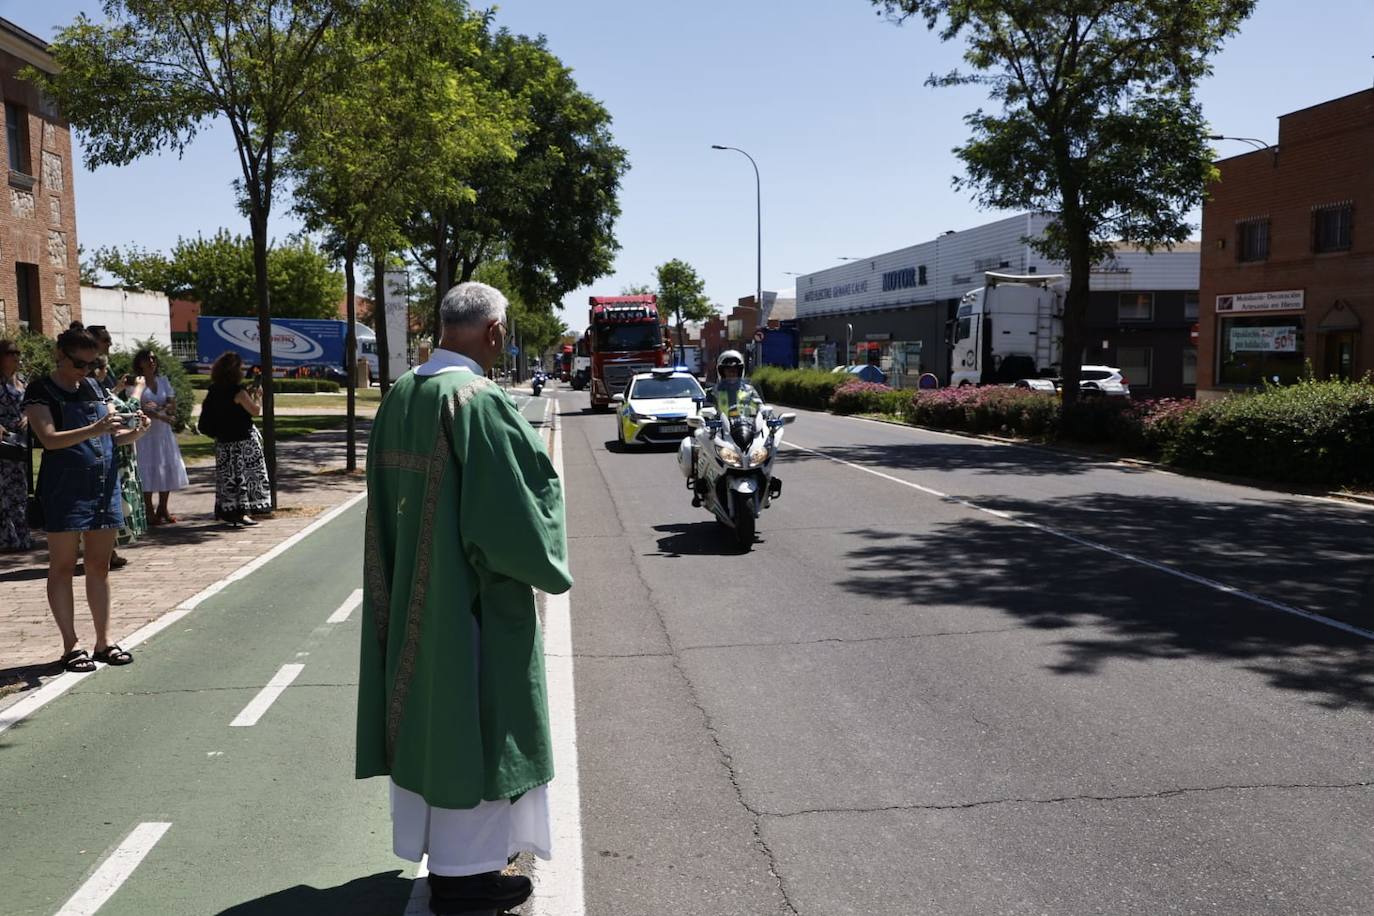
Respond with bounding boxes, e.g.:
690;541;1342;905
751;367;847;410
830;381;914;419
95;231;343;319
14;330;58;380
412;26;629;313
873;0;1255;403
109;339;195;433
473;261;568;357
620;283;654;296
654;259;714;335
908;386;1062;437
1152;380;1374;487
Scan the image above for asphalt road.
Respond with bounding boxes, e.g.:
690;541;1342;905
561;389;1374;915
5;384;1371;915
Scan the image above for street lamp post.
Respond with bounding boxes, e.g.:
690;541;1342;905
711;144;762;357
1208;134;1278;164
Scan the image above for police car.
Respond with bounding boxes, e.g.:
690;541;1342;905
611;367;706;447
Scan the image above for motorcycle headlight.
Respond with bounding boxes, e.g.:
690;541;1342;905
748;442;770;464
717;443;743;467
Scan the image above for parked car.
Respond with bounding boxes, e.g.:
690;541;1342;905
1011;378;1058;393
1078;365;1130;398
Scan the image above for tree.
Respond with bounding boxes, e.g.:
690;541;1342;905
474;260;567;374
409;28;629;342
94;231;343;319
654;259;713;359
286;0;516;467
620;283;654;296
873;0;1253;404
78;245;101;285
34;0;358;506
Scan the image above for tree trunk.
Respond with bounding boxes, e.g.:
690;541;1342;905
250;209;277;509
431;213;449;349
344;243;358;472
677;306;686;363
1060;233;1092;410
372;250;391;393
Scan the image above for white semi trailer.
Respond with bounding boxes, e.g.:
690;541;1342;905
949;272;1065;387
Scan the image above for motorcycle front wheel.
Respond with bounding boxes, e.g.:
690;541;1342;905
732;507;756;548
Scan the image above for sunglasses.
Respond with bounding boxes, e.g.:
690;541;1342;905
63;352;97;370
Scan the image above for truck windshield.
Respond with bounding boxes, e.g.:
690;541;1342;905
955;317;972;341
631;377;705;400
595;323;661;351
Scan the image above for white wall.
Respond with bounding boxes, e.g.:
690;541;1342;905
795;213;1198;319
79;286;172;351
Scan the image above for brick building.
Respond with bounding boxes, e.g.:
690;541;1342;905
0;18;81;337
1198;89;1374;397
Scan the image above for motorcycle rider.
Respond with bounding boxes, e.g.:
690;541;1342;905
713;349;762;419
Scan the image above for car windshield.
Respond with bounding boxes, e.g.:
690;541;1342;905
595;323;661;351
630;377;704;400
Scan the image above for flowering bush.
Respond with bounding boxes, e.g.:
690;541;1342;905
910;386;1060;437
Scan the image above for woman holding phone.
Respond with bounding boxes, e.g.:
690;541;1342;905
131;348;188;525
23;327;150;670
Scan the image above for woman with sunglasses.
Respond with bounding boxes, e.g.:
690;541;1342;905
0;339;33;551
131;348;188;525
22;327;151;672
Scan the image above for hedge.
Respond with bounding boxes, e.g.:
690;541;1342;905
187;374;341;394
751;366;846;410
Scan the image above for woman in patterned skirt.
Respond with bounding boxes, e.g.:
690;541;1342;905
202;352;271;526
0;339;34;551
96;358;149;547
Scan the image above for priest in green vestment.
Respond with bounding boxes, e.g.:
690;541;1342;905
357;281;572;915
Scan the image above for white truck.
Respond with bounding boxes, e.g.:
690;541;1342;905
949;272;1064;387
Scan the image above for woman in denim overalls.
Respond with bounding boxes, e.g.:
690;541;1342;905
22;328;150;672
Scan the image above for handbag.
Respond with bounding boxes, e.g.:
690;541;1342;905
197;387;221;439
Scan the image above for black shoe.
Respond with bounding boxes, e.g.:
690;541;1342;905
109;551;128;569
427;871;532;914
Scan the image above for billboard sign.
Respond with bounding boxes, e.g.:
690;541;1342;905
197;316;347;367
1215;290;1304;313
1228;326;1298;353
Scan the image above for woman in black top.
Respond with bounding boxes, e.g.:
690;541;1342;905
201;352;271;526
22;327;150;671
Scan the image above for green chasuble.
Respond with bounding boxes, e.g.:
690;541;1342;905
356;365;572;809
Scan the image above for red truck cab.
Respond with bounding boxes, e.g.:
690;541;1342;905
586;295;671;410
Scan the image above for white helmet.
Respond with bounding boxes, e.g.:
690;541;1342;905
717;349;745;375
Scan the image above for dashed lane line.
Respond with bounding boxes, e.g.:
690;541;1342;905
327;589;363;624
229;664;305;727
783;440;1374;643
53;822;171;916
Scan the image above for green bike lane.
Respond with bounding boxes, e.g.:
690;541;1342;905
0;391;552;916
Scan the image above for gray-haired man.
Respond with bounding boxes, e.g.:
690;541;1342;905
357;282;573;914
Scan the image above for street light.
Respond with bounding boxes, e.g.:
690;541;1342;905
711;144;762;337
846;322;853;368
1208;134;1278;164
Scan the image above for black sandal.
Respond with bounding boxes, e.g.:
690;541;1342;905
61;649;96;673
92;644;133;666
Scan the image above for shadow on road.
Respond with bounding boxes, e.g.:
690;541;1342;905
213;871;412;915
836;492;1374;712
651;522;760;557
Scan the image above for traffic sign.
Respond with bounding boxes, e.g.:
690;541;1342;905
753;329;765;343
508;345;519;355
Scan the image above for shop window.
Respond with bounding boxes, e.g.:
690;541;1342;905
15;262;38;330
1184;292;1199;320
1182;347;1197;386
1312;203;1352;253
1118;293;1153;322
1217;316;1305;386
1117;347;1151;388
1237;218;1269;262
5;102;31;174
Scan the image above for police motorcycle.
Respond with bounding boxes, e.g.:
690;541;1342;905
530;368;546;397
677;351;795;548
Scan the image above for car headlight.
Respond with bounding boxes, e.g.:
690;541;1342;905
717;443;743;467
748;442;770;464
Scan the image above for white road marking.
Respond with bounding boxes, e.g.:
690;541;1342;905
53;821;171;916
533;406;586;916
403;860;430;915
229;664;305;727
0;490;368;737
327;589;363;624
784;440;1374;643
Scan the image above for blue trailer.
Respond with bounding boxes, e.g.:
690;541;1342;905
758;327;799;369
197;316;377;374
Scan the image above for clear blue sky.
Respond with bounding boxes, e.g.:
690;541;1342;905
7;0;1374;316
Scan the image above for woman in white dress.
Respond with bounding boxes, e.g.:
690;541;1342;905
132;350;188;525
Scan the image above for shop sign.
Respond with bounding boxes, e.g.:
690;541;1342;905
1216;290;1304;313
865;332;892;341
801;335;828;342
882;267;918;292
802;279;871;303
1228;326;1298;353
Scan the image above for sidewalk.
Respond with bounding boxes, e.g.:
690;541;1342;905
0;422;371;702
